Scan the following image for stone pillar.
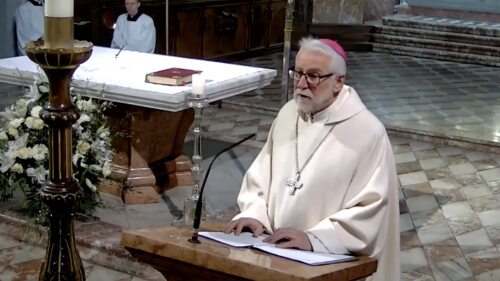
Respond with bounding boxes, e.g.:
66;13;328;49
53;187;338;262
312;0;366;24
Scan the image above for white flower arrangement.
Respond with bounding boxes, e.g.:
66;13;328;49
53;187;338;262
0;74;114;223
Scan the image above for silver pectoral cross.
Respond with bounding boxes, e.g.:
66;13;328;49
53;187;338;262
286;173;303;195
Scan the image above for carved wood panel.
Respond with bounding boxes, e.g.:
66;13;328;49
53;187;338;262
202;3;248;58
269;0;286;47
77;0;285;59
171;7;204;58
248;1;269;50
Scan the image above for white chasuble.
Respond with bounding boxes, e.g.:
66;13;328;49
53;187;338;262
111;13;156;53
234;85;400;281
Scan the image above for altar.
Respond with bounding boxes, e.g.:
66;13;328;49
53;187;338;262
0;47;276;203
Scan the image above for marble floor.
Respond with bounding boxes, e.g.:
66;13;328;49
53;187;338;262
230;51;500;147
1;50;500;280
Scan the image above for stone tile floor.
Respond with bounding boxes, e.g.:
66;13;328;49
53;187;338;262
1;50;500;280
231;51;500;147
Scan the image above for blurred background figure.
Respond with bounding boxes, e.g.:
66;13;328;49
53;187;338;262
111;0;156;53
14;0;44;56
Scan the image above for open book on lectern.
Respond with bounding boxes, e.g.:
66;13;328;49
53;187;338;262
199;232;357;266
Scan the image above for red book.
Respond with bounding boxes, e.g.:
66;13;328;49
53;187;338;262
145;67;201;86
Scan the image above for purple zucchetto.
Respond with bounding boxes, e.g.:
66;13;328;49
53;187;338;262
319;38;347;62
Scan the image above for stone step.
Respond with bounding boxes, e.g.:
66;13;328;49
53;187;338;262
374;25;500;47
0;206;166;281
372;43;500;67
382;14;500;37
373;33;500;57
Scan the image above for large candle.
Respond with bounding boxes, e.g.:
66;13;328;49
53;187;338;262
192;74;205;96
44;0;74;49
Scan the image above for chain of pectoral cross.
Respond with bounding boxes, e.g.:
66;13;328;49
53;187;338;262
286;114;335;195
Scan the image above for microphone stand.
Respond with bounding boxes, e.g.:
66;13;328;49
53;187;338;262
188;133;256;244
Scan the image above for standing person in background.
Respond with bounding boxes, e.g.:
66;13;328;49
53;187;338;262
15;0;44;56
224;37;400;281
111;0;156;54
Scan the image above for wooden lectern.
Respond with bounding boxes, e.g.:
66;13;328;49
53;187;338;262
121;226;377;281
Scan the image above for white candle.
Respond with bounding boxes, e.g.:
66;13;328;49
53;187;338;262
45;0;74;17
192;74;205;96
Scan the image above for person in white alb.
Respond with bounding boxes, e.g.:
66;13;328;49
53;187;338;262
15;0;44;56
111;0;156;53
224;37;400;281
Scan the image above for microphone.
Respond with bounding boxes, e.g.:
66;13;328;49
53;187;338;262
115;44;126;58
188;133;256;243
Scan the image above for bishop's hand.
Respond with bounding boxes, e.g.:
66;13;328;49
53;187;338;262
224;217;266;237
263;228;313;251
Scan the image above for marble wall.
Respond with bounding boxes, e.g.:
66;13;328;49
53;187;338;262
364;0;396;22
403;0;500;22
405;0;500;14
312;0;366;24
311;0;395;23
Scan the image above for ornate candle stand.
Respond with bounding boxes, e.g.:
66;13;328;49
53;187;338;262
26;40;92;281
183;93;208;225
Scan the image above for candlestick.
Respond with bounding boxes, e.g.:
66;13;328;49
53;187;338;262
26;39;92;281
26;0;91;279
191;74;205;96
184;92;208;225
44;0;74;49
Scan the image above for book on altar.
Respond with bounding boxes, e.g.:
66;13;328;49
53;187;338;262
199;231;357;266
145;67;201;86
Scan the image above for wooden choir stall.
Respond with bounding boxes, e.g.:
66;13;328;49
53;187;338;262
74;0;286;59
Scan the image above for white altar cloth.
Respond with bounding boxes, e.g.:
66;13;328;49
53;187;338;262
0;46;276;111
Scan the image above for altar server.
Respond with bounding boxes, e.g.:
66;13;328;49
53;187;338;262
225;37;400;281
111;0;156;53
15;0;44;56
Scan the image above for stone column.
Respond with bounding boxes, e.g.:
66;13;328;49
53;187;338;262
312;0;366;24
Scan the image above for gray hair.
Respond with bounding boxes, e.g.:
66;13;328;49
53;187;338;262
298;37;346;75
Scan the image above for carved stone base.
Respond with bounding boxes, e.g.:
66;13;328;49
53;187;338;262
98;103;195;204
98;178;124;198
124;186;161;204
99;155;193;204
163;155;194;191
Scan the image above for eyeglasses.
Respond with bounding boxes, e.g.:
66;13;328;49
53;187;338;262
288;66;335;87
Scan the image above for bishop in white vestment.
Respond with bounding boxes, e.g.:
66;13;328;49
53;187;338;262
226;38;400;281
14;0;44;56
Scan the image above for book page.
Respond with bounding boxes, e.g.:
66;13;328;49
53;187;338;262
199;232;270;248
252;245;357;266
199;232;357;265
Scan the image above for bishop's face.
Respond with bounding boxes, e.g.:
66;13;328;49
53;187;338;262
293;50;344;114
125;0;140;17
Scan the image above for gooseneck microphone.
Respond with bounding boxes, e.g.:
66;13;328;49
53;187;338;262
115;44;126;58
188;134;256;244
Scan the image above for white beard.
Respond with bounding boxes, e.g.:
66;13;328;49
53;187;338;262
294;95;314;113
294;90;334;114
